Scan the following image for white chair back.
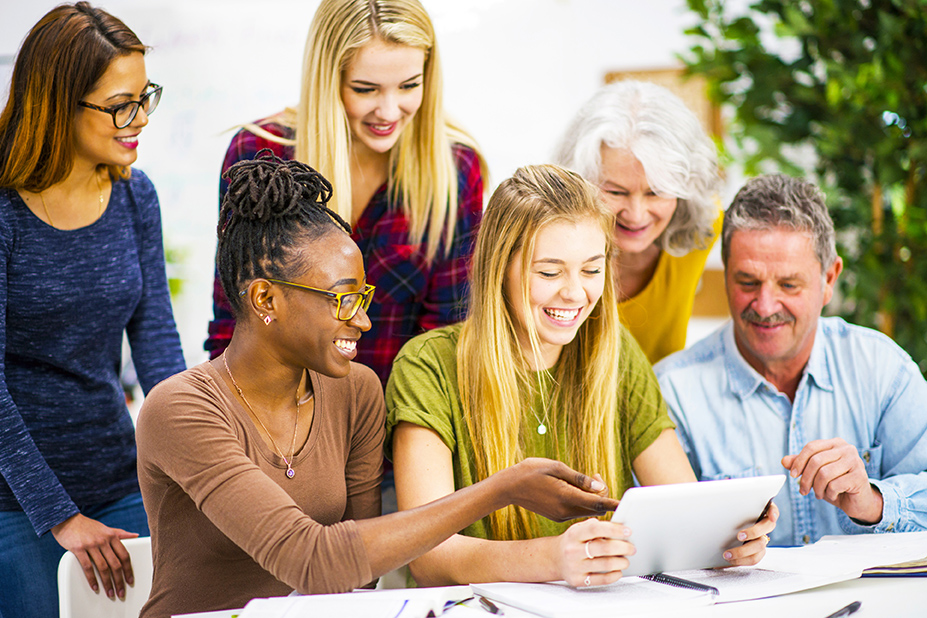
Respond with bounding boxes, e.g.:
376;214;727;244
57;536;153;618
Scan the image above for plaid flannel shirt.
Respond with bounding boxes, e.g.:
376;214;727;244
205;121;483;387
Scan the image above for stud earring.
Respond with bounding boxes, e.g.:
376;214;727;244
263;315;272;326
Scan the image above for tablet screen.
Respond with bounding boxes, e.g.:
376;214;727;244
611;475;785;576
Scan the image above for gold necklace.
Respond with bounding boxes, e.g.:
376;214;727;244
38;171;105;227
39;192;54;226
223;354;301;479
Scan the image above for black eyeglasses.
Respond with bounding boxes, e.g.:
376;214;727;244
78;84;162;129
241;280;375;321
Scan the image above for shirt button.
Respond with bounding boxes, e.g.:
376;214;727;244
803;535;811;544
887;523;894;531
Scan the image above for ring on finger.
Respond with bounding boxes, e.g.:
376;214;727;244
584;541;593;560
584;575;591;587
763;534;770;544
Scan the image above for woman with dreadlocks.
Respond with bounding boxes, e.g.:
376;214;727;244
136;152;618;618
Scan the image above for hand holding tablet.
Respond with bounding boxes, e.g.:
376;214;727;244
609;475;784;577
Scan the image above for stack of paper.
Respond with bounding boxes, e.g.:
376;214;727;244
863;557;927;576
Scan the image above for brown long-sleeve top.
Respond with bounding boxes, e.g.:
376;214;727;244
136;361;385;618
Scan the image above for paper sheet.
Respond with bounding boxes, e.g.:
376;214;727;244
471;579;714;618
758;531;927;575
665;567;856;603
237;586;472;618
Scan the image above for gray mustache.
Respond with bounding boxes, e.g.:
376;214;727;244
741;307;795;326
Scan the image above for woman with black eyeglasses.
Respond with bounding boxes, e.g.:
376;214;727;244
134;151;618;618
0;4;184;618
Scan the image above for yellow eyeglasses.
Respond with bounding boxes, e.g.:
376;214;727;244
265;279;375;321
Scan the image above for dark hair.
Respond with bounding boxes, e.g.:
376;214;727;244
722;174;837;270
217;149;352;315
0;2;146;191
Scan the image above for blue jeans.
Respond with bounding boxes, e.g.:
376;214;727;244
0;492;149;618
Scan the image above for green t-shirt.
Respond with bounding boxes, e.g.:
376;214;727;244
385;323;674;540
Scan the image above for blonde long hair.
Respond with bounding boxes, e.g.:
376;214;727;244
248;0;483;262
457;164;623;540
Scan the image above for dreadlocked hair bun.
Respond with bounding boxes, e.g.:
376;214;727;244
221;149;348;228
216;149;353;314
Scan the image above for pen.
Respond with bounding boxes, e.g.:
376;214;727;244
478;595;504;615
823;600;861;618
642;573;720;596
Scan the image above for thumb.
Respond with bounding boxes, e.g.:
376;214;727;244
781;454;795;469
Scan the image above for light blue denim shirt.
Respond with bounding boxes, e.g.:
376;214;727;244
654;317;927;547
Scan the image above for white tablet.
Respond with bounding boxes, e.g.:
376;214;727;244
610;475;785;576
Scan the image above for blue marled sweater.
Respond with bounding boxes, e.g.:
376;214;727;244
0;169;185;535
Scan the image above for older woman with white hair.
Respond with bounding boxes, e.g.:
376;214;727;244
554;80;722;363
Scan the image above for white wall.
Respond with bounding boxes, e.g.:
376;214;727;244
1;0;698;365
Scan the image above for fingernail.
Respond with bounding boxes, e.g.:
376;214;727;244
92;585;99;594
790;470;798;478
591;480;605;491
623;527;631;537
724;551;732;560
738;532;747;541
107;589;115;599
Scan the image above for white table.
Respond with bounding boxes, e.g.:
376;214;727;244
174;576;927;618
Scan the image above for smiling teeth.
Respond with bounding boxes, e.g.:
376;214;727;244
334;339;357;352
545;308;580;322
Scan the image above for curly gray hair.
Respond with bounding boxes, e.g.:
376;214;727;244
553;80;720;256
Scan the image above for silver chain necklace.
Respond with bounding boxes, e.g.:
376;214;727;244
223;354;301;479
532;389;552;435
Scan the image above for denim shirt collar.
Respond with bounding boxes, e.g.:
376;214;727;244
721;320;834;401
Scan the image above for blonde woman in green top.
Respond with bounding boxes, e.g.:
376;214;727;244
387;165;777;588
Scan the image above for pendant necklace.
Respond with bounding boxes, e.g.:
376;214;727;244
223;354;301;479
532;395;552;435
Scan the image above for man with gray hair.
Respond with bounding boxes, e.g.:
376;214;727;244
655;174;927;546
